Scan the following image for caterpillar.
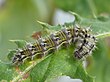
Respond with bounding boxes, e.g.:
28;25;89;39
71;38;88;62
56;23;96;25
12;24;96;65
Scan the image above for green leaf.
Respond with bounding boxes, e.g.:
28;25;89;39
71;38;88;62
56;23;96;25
37;21;62;31
0;61;15;81
67;11;110;38
10;40;27;48
74;64;94;82
7;50;16;60
80;17;110;34
30;46;94;82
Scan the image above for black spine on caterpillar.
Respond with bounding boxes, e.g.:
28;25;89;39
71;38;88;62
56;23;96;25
73;25;96;59
12;24;96;65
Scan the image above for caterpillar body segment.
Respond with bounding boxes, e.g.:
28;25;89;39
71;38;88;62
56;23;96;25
12;24;96;65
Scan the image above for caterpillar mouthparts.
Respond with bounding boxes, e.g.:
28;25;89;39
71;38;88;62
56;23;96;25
12;24;97;65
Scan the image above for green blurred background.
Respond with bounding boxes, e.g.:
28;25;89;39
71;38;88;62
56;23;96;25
0;0;55;61
0;0;110;82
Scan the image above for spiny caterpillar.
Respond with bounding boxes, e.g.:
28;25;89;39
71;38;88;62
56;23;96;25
12;24;97;65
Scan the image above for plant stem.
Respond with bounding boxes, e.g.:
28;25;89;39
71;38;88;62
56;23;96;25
96;32;110;38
